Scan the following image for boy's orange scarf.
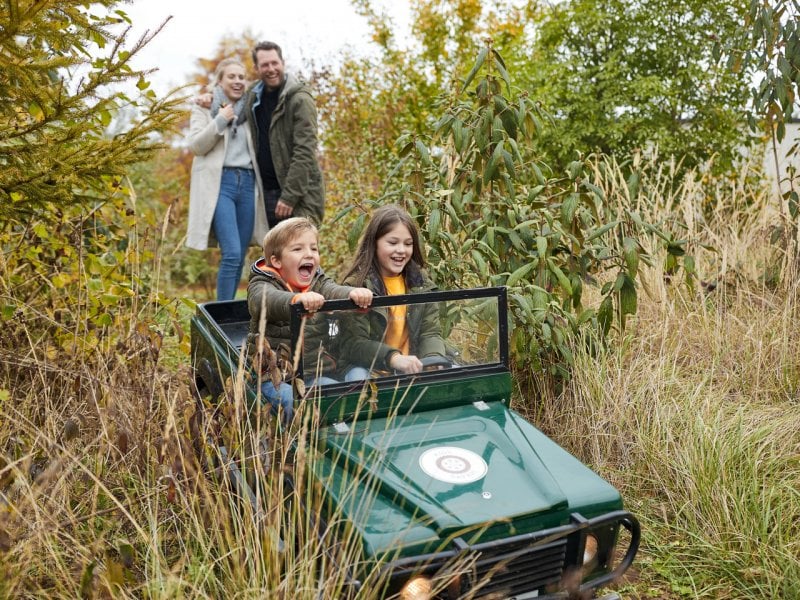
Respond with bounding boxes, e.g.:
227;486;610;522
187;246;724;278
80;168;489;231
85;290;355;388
255;258;311;299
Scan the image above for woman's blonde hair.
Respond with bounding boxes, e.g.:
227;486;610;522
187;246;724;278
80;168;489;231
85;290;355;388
214;58;245;84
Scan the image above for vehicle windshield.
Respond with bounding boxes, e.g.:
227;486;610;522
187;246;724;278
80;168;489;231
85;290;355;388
290;287;508;389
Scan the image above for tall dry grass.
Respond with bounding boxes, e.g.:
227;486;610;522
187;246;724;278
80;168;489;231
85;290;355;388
530;156;800;599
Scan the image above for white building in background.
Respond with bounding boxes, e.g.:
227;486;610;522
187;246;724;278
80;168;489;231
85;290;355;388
762;121;800;199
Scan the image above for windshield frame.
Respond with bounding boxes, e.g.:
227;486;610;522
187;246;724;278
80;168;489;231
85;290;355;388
288;286;509;395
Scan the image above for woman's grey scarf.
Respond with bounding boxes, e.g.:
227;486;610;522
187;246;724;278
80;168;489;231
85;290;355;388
210;85;247;135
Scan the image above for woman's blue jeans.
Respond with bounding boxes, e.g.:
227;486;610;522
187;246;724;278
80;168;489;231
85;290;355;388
213;168;255;301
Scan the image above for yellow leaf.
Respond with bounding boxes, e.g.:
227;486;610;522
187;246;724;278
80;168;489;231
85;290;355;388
52;273;71;288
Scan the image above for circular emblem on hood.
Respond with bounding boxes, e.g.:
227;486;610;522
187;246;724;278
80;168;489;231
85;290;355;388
419;446;488;484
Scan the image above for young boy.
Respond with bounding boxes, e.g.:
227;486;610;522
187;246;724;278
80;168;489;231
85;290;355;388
246;217;372;423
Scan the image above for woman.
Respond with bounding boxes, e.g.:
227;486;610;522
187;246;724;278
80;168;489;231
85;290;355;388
186;58;268;300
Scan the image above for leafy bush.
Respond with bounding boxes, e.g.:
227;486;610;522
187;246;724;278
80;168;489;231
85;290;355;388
342;43;693;380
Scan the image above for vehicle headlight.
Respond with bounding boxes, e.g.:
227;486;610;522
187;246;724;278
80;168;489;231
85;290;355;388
583;533;599;564
400;575;433;600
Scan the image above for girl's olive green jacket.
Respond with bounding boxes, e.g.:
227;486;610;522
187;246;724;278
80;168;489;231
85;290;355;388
337;268;446;373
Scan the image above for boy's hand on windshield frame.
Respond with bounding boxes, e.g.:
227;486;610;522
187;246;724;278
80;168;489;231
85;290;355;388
293;291;325;313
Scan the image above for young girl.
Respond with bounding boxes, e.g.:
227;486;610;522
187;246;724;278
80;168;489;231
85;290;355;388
339;204;446;380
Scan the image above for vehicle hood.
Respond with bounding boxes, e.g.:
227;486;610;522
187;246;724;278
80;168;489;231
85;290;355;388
314;400;622;559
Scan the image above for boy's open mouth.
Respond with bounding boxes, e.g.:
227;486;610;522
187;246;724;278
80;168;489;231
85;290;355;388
298;262;314;279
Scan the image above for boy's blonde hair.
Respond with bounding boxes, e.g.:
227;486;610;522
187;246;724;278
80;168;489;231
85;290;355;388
262;217;318;262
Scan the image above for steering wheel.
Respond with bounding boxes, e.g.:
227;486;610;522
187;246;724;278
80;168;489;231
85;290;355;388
420;354;452;371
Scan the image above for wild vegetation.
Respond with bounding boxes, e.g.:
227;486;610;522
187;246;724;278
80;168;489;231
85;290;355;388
2;0;799;598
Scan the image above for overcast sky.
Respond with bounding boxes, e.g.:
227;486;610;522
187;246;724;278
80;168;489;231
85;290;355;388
118;0;409;96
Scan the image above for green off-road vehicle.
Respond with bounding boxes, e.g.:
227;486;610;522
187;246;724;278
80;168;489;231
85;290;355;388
190;286;639;599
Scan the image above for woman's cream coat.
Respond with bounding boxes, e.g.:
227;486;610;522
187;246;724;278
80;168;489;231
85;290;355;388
186;104;269;250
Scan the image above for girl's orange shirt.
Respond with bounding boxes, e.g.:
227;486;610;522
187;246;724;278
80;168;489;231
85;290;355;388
382;275;409;354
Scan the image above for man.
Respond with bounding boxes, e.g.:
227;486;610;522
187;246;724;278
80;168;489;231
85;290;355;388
247;41;324;227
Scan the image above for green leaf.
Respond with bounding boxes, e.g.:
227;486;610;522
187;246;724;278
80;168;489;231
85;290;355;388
577;308;595;325
462;46;488;93
435;114;454;136
397;141;415;158
587;220;620;242
347;212;367;249
561;193;579;225
627;171;641;198
80;561;96;598
506;262;536;287
570;274;583;307
531;162;545;185
567;161;582;181
547;258;572;295
428;208;441;239
536;235;547;258
472;250;488;279
452;120;464;152
623;237;639;276
502;150;516;179
52;273;72;288
483;152;500;185
415;139;431;167
33;222;48;238
666;241;687;256
485;226;495;248
788;191;799;219
491;48;512;91
1;305;15;320
558;342;574;366
532;287;550;311
28;101;44;121
619;274;637;316
684;255;696;275
598;295;613;336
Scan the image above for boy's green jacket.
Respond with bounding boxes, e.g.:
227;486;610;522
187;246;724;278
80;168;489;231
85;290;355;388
246;258;353;371
338;268;446;373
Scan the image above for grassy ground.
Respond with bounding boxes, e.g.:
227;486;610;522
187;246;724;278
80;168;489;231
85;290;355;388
527;173;800;598
1;168;799;598
530;276;800;599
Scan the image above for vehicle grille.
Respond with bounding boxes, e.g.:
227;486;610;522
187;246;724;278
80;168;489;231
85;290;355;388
467;537;567;598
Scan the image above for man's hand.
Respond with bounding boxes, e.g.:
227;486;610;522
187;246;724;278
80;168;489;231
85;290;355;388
195;93;213;109
348;287;373;308
293;291;325;312
275;200;294;220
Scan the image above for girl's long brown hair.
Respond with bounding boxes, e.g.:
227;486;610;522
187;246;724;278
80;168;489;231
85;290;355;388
342;204;425;288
